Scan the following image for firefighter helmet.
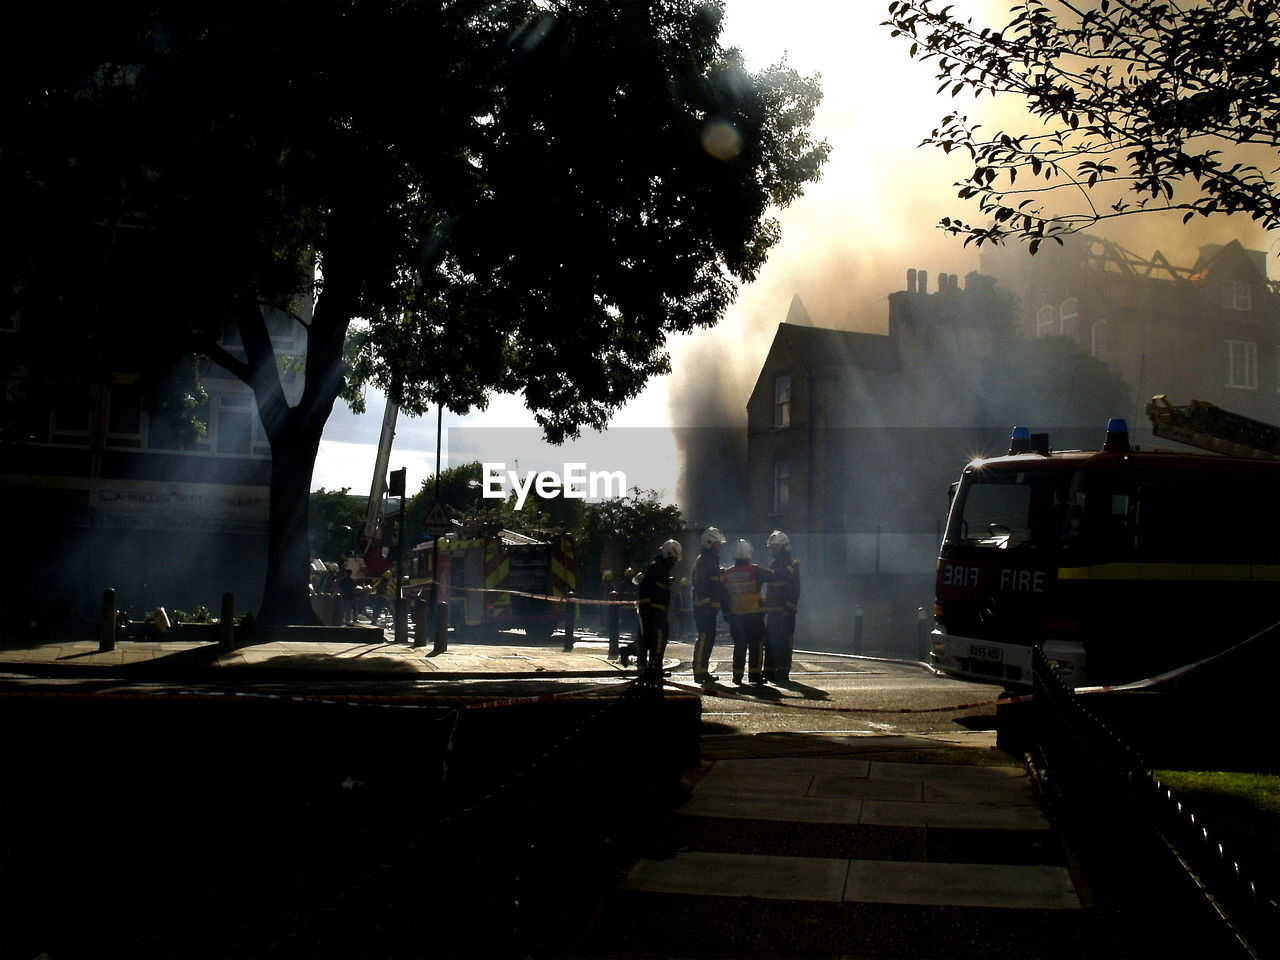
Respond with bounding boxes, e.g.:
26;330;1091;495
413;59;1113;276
659;539;682;562
767;530;790;550
700;526;726;548
732;539;753;561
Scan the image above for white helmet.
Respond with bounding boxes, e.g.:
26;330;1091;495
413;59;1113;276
701;526;726;549
767;530;790;550
659;539;682;562
732;539;753;561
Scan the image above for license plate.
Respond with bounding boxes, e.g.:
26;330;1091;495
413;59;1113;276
969;644;1003;662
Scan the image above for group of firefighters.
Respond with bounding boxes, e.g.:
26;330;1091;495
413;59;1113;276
635;527;800;686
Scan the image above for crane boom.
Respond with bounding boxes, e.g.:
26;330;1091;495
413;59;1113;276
363;397;399;546
1146;395;1280;459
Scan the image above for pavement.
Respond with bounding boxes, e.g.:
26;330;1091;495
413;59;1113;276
0;627;1115;958
575;732;1112;959
0;626;650;680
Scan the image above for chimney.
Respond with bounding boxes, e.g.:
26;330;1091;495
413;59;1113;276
907;268;917;294
917;269;928;295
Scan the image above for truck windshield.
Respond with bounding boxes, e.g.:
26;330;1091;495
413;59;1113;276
944;467;1079;552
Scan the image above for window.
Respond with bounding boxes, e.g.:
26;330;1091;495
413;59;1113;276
1059;298;1079;337
1035;305;1056;337
1090;320;1110;360
773;458;790;512
774;375;791;428
1226;281;1253;312
1226;340;1257;389
106;384;143;448
215;394;254;455
50;387;91;446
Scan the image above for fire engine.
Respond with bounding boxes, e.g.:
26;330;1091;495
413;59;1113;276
406;517;578;641
931;403;1280;688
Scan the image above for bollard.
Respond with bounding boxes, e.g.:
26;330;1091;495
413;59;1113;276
852;605;863;656
607;591;620;659
219;592;235;648
413;598;428;648
562;591;576;652
432;600;448;655
917;606;928;662
99;588;117;652
394;596;409;645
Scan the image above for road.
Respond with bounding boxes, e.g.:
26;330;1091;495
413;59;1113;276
647;641;1009;738
585;643;1007;743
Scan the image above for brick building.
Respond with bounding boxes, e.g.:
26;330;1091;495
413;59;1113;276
0;310;304;632
744;269;1129;652
980;235;1280;427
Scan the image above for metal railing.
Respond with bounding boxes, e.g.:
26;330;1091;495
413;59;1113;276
1029;647;1278;959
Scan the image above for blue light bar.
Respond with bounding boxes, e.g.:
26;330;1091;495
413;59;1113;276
1008;426;1032;455
1103;418;1130;453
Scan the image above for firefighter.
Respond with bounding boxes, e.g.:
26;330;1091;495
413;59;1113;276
763;530;800;684
636;539;681;682
371;569;395;627
690;526;727;684
721;539;782;685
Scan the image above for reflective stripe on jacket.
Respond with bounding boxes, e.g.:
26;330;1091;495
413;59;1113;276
637;555;674;614
764;551;800;614
691;549;724;610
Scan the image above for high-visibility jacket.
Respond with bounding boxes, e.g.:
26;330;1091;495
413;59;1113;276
691;548;724;611
764;550;800;614
722;561;777;616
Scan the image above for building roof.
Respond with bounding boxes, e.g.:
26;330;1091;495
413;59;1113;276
748;321;898;410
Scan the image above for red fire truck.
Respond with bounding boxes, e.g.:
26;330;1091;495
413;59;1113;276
407;520;578;642
932;408;1280;688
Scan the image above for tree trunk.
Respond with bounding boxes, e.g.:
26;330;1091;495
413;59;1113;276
257;424;326;625
188;323;342;626
212;275;349;626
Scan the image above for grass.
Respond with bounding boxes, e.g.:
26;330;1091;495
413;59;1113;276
1154;769;1280;817
1153;769;1280;897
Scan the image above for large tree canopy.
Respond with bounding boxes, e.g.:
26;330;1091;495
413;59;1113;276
884;0;1280;249
3;0;827;621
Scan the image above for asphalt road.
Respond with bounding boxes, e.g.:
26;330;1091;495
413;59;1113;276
642;641;1007;738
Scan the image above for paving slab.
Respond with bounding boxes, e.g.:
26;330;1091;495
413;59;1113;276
622;851;849;902
868;759;1027;781
843;859;1080;910
859;797;1051;830
695;770;815;797
679;793;865;824
922;777;1040;804
623;853;1080;910
705;756;872;777
808;773;923;801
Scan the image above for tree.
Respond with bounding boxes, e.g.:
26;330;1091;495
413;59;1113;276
884;0;1280;250
574;488;685;594
3;1;827;622
308;488;366;563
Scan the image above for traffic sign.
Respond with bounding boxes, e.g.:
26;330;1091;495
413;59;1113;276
423;501;451;536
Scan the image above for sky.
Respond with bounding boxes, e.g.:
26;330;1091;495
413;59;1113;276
309;0;1276;504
